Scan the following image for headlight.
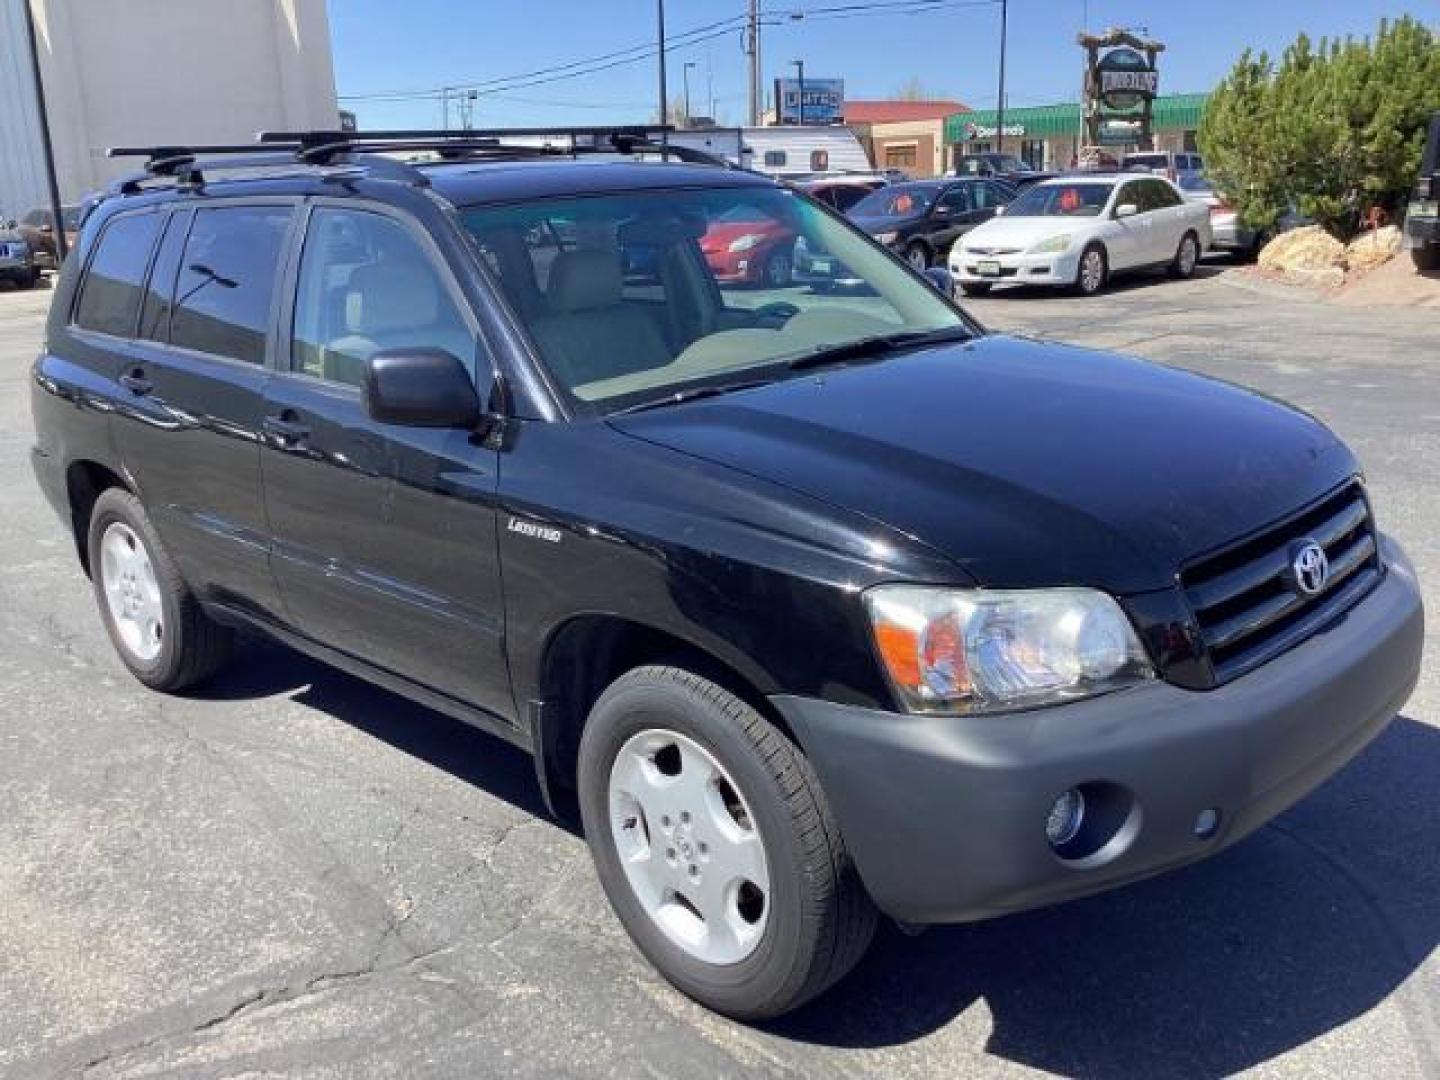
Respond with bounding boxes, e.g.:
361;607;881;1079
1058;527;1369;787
872;231;898;245
1028;233;1074;254
864;585;1153;714
728;233;764;252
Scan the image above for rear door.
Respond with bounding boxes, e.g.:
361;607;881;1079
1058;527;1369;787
260;201;510;717
1142;177;1187;261
106;201;296;620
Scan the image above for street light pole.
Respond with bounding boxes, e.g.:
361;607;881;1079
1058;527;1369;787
683;61;696;127
995;0;1008;158
20;0;67;262
792;59;805;127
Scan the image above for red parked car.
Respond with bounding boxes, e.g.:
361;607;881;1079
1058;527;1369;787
700;205;798;287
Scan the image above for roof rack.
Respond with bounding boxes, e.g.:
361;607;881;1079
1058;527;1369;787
103;125;734;197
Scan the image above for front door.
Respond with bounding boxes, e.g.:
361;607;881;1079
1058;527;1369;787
1107;179;1151;270
259;202;511;718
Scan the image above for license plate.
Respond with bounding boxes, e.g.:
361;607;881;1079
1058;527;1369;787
977;260;1001;277
810;258;834;274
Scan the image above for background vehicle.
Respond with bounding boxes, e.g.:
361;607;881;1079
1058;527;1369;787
0;221;39;289
798;176;886;213
951;173;1211;295
699;204;799;287
1405;111;1440;274
30;130;1421;1024
954;152;1055;189
1122;150;1206;186
18;205;83;272
848;177;1017;269
1178;176;1309;261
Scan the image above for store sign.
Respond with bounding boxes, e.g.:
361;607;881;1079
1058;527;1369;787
774;78;845;124
1097;119;1142;145
1097;47;1159;110
964;121;1026;140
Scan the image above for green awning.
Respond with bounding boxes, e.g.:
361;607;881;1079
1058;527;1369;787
945;92;1209;143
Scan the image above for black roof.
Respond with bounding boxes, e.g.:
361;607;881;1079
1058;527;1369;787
424;158;772;206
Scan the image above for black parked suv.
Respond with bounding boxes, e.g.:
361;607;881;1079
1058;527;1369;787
31;128;1424;1020
1405;111;1439;274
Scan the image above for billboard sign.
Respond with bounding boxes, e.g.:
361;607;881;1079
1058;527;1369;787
774;78;845;125
1097;47;1159;110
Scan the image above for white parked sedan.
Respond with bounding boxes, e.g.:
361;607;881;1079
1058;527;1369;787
949;173;1212;296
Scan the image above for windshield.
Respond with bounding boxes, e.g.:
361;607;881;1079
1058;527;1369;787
1002;182;1114;217
461;185;966;412
850;184;936;217
1122;154;1166;170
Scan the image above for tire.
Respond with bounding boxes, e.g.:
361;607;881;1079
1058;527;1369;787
1168;230;1201;278
18;269;39;290
87;487;233;691
1073;243;1108;296
904;241;930;271
578;665;877;1020
959;282;993;297
763;248;793;288
1414;243;1440;276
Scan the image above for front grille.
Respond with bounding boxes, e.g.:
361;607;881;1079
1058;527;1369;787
965;246;1022;256
1180;482;1381;684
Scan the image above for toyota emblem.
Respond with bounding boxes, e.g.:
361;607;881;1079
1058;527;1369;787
1290;541;1330;597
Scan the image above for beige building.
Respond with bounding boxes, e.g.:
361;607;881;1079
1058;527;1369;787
0;0;339;212
845;100;967;179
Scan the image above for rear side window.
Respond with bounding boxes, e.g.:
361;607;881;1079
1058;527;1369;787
73;213;162;338
170;206;292;364
138;213;187;342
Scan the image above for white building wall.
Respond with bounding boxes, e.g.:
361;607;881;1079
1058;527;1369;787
0;0;338;213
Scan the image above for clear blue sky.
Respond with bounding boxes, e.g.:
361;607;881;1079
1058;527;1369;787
330;1;1434;128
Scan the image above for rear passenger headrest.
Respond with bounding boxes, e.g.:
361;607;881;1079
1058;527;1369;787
547;249;623;313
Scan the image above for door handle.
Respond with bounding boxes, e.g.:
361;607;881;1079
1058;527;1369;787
119;367;153;395
263;412;311;447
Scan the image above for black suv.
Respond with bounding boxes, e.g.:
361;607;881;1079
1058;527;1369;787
31;128;1424;1020
1405;111;1439;274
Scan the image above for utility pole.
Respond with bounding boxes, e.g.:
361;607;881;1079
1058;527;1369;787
21;0;67;262
656;0;669;152
746;0;762;125
792;59;805;126
683;61;696;126
995;0;1008;158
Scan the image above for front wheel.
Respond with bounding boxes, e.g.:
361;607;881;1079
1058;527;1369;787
763;248;793;288
1073;244;1108;295
905;241;930;271
88;488;233;691
578;666;877;1020
1169;231;1201;278
1414;243;1440;275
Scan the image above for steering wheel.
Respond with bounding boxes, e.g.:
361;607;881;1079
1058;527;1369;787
751;301;801;324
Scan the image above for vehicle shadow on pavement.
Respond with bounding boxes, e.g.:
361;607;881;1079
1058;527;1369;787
985;263;1229;301
197;636;565;830
767;715;1440;1077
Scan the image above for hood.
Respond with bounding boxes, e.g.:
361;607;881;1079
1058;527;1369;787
960;214;1092;249
701;221;786;252
610;336;1354;594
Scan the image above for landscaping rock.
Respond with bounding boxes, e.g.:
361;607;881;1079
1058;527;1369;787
1258;225;1346;277
1344;225;1403;275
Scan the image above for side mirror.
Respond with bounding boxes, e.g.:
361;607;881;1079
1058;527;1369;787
921;266;953;295
363;348;480;429
1115;203;1139;219
993;205;1006;216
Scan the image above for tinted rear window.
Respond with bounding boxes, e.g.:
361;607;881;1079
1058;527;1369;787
170;206;291;364
73;213;163;338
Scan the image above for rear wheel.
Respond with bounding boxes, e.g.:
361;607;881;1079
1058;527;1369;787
578;665;877;1020
18;269;39;290
87;488;233;691
1073;244;1108;295
1414;243;1440;275
1169;231;1201;278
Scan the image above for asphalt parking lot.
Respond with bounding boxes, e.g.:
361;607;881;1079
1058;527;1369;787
1;262;1436;1079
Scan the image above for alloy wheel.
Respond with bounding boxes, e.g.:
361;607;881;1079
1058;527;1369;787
99;522;164;663
608;729;770;965
1079;249;1105;294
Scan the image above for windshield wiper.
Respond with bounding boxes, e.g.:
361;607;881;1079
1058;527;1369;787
785;325;972;372
607;378;775;417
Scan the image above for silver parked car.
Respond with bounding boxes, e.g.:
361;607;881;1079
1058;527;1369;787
1122;150;1206;187
1178;175;1308;260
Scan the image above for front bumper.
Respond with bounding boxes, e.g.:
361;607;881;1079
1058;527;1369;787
703;249;763;285
773;537;1423;925
949;247;1081;287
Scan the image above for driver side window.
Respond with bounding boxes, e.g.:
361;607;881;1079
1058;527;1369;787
291;208;476;388
937;186;972;214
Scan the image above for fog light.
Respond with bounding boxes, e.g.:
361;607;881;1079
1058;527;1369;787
1045;788;1086;847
